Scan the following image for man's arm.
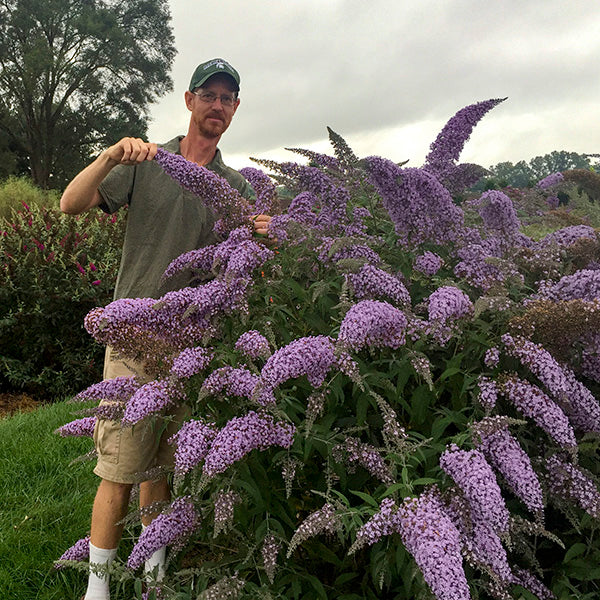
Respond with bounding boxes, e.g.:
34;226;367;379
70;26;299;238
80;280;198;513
60;137;158;215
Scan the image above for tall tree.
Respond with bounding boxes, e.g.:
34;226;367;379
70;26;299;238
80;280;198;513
0;0;176;188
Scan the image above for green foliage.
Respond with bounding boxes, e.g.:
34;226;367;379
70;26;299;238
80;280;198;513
0;202;126;399
0;176;59;220
0;0;176;188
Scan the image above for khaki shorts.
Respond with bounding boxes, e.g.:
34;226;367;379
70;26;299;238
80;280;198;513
93;347;190;484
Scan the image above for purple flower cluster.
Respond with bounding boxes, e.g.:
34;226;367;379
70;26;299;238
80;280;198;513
154;148;252;233
502;376;576;449
213;490;241;537
414;251;443;276
338;300;407;352
427;286;473;323
398;491;471;600
259;336;351;403
55;416;97;438
472;190;521;241
234;330;271;360
262;534;280;583
238;166;279;214
533;269;600;302
127;496;198;570
203;411;295;477
55;535;90;567
440;445;509;534
475;426;544;515
170;346;213;378
424;98;506;179
365;158;464;247
546;454;600;518
333;437;394;484
73;375;141;404
477;376;499;411
122;379;185;425
201;366;259;401
503;334;600;433
539;224;597;248
484;347;500;368
353;497;400;549
537;172;564;189
287;503;339;558
453;237;509;291
346;264;410;306
512;567;556;600
168;419;217;474
162;244;216;282
317;236;382;267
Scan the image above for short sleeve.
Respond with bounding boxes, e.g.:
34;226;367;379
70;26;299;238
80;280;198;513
97;164;136;214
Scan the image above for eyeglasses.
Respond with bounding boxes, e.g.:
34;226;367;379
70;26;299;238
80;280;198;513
192;90;237;107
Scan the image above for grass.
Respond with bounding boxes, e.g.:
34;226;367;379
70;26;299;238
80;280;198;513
0;400;97;599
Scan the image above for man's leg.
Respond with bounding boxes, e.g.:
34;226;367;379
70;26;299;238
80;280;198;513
84;479;132;600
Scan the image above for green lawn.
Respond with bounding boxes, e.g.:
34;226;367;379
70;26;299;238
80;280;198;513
0;401;97;599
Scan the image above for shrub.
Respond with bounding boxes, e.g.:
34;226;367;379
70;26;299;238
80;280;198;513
0;176;59;221
59;100;600;599
0;202;126;399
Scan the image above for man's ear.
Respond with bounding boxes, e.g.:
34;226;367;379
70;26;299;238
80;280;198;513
184;90;194;111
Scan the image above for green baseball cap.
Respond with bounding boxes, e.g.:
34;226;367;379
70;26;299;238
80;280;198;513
189;58;240;92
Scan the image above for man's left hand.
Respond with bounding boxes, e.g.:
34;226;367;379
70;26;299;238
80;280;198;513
252;214;272;235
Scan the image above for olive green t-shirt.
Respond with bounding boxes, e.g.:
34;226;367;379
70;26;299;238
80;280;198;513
98;136;254;300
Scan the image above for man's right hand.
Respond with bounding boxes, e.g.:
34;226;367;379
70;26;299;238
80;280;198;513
104;137;158;167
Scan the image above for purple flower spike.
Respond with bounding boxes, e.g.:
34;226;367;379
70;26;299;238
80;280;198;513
55;416;97;438
55;536;90;568
170;347;213;379
122;379;185;425
476;426;544;516
127;496;198;570
345;264;410;307
203;411;295;477
235;330;271;360
168;419;218;474
414;251;443;276
427;286;473;323
73;376;141;403
513;567;556;600
338;300;407;352
398;491;471;600
546;454;600;519
440;444;509;534
537;172;564;190
238;166;279;214
533;269;600;302
201;366;259;400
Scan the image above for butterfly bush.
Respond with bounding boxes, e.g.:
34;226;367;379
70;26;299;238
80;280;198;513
58;98;600;599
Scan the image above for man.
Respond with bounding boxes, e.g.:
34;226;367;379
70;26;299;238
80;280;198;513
61;58;268;600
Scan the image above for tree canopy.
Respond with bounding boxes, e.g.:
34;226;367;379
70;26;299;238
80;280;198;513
0;0;176;188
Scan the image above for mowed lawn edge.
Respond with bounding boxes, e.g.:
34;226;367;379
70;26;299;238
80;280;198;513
0;400;98;599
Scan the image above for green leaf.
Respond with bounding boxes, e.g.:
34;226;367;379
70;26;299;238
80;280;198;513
564;542;588;562
349;490;380;507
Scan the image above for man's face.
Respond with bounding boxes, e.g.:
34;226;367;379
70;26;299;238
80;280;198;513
185;74;240;140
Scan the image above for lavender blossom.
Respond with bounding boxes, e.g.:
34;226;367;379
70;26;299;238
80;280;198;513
546;454;600;518
55;416;97;438
512;567;556;600
471;190;521;241
475;426;544;515
170;346;213;378
73;376;141;403
533;269;600;302
287;503;340;557
352;497;400;550
424;98;506;179
476;376;499;411
318;236;382;267
537;172;564;190
201;366;259;400
161;244;216;282
154;148;252;232
484;347;500;368
168;419;217;474
197;576;245;599
127;496;198;570
262;534;281;583
238;166;279;214
502;376;576;449
55;536;90;567
203;411;295;477
235;330;271;360
427;286;473;323
539;224;597;248
398;491;471;600
338;300;407;352
345;264;411;306
414;251;443;276
440;445;509;534
503;334;600;433
122;379;185;425
365;158;464;247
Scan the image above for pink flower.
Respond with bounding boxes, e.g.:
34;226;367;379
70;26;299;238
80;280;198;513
91;280;101;285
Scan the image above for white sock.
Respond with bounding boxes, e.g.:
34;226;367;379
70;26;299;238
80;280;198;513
142;524;166;583
84;542;118;600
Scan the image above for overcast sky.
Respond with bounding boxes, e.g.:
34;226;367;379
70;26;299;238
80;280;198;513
146;0;600;171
